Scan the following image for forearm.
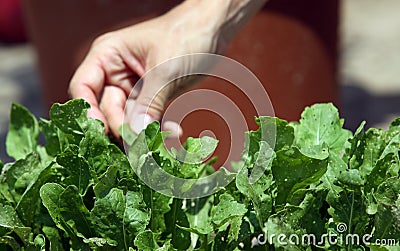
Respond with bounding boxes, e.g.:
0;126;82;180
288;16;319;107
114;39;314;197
216;0;268;43
164;0;267;51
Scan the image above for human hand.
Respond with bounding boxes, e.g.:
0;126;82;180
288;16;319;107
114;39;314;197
69;0;266;137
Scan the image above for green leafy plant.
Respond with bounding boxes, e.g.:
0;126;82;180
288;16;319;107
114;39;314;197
0;99;399;250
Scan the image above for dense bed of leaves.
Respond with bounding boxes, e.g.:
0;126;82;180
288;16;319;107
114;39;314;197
0;99;399;250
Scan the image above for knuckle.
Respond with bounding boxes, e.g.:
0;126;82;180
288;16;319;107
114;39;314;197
92;32;115;46
138;96;165;119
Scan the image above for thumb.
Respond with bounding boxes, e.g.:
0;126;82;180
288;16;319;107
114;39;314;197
128;76;182;137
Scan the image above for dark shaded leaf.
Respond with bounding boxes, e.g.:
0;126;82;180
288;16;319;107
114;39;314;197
165;199;191;250
134;230;159;250
374;178;400;241
0;203;30;243
40;183;91;250
272;147;328;206
91;188;150;250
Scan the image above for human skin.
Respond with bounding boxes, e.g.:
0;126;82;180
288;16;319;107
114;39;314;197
69;0;267;137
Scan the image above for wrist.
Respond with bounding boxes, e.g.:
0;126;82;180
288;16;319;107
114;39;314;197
163;0;267;52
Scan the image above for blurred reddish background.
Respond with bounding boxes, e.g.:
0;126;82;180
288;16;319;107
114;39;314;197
0;0;26;42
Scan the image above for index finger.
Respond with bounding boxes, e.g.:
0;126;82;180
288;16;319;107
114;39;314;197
69;54;108;128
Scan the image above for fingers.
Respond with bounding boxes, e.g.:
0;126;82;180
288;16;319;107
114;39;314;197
69;26;186;138
162;121;183;138
99;85;127;137
69;40;142;136
128;73;168;132
126;96;182;138
69;54;108;131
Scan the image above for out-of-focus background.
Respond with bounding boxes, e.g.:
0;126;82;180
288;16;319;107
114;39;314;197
340;0;400;130
1;0;400;162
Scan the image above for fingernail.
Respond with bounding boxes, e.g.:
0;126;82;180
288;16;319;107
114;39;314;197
162;121;183;138
130;113;153;134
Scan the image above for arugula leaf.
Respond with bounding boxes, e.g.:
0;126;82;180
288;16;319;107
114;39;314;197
0;203;31;243
374;178;400;242
242;117;292;167
93;165;119;198
184;136;218;162
143;188;172;234
0;236;21;250
120;123;138;146
4;153;41;203
39;118;64;157
2;99;400;250
49;99;90;135
40;183;91;250
264;212;307;250
345;121;366;170
272;146;328;206
16;162;54;226
6;103;39;160
42;226;64;251
356;128;385;176
236;165;274;225
127;125;150;171
265;191;328;249
180;136;218;178
327;189;369;236
134;230;160;250
91;188;150;250
182;197;214;246
32;234;46;250
292;103;351;156
56;145;91;195
165;199;191;250
211;193;247;228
